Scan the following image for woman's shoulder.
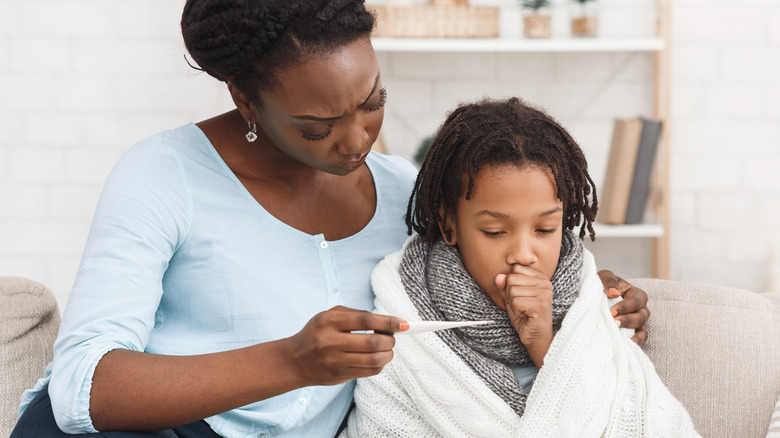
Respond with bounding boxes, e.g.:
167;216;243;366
129;123;206;155
98;124;217;208
112;124;215;175
366;151;418;184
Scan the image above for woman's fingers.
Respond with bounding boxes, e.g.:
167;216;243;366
597;269;622;298
609;286;650;328
287;307;406;386
631;325;648;347
613;304;651;331
598;270;651;346
325;305;408;334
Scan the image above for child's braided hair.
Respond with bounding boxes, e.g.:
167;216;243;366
407;97;598;242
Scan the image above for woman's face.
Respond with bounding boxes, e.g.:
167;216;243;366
443;164;564;309
250;38;385;175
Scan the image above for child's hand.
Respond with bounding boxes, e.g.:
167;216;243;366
495;265;554;368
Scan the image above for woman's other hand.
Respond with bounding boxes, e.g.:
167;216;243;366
597;270;650;346
284;306;408;386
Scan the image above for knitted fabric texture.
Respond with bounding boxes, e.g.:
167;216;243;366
343;242;699;437
399;231;583;416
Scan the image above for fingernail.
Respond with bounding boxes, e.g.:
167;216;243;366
400;321;409;331
608;288;620;298
615;319;622;328
611;310;618;318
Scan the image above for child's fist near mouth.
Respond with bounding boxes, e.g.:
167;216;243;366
494;264;554;368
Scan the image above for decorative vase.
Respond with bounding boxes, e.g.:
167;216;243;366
523;13;551;38
570;2;598;37
429;0;468;5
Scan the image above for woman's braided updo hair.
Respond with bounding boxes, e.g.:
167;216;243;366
181;0;374;103
407;97;598;242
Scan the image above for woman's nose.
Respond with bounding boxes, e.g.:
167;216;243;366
337;115;370;156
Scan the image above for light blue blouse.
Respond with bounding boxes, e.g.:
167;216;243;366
19;124;418;438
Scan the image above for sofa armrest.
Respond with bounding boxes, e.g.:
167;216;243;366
631;278;780;438
0;277;61;437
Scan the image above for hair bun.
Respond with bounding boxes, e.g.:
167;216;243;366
181;0;374;95
182;1;292;81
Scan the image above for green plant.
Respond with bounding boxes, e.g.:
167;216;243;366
521;0;551;12
572;0;597;8
413;134;435;167
571;0;597;19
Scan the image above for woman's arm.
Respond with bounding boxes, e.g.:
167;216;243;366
49;140;408;433
89;307;406;432
598;270;650;346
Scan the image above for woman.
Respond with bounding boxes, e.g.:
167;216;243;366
12;1;649;437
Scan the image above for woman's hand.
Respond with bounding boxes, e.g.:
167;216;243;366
598;270;650;346
89;306;406;432
495;265;554;368
284;306;408;387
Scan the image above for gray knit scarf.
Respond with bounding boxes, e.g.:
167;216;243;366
399;231;584;417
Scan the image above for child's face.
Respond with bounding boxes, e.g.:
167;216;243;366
443;164;564;310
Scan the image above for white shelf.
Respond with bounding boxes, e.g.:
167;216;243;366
371;37;666;53
372;11;671;275
591;223;664;238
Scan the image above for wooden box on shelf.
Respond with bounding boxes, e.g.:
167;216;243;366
370;4;499;38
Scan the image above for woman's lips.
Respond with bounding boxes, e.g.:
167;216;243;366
343;153;368;170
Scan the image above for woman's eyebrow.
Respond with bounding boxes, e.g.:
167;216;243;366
289;73;380;122
357;73;380;107
290;113;342;122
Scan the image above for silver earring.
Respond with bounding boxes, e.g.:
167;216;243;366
245;121;258;143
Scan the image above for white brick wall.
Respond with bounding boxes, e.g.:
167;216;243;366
671;0;780;291
1;0;779;310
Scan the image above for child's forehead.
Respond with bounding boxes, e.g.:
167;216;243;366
458;163;561;206
465;163;554;185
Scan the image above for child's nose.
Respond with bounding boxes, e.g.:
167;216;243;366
507;238;538;266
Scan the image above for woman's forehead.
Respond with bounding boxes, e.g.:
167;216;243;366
261;39;379;114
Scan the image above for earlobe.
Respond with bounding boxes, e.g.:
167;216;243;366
437;208;458;246
443;230;457;246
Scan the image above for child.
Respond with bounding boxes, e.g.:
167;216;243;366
342;97;698;437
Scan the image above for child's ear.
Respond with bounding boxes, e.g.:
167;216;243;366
437;206;458;246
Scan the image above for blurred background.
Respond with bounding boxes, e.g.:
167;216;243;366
1;0;779;310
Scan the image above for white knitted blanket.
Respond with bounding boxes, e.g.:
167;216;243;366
342;244;699;438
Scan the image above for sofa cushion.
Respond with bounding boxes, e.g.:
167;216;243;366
631;278;780;438
0;277;60;437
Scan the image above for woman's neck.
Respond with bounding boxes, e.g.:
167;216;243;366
195;109;376;240
197;109;328;191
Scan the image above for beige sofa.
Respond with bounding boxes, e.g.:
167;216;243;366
633;278;780;438
1;276;778;437
1;277;60;437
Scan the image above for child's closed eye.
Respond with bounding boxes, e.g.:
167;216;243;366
481;230;504;237
536;227;557;234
